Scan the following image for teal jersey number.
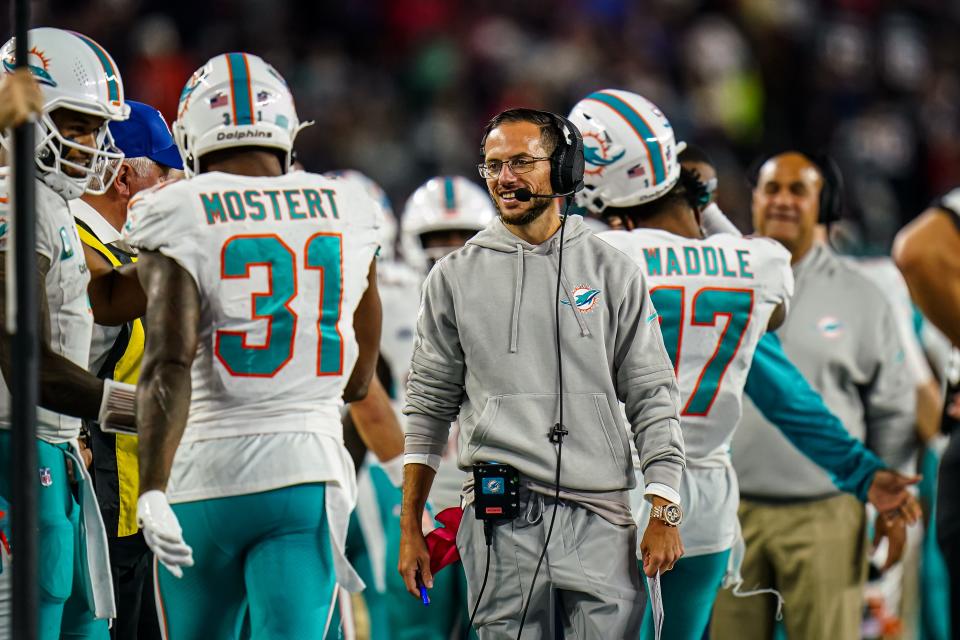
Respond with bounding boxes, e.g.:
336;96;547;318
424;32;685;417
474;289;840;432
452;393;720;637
650;286;754;417
215;233;344;377
216;235;297;376
305;233;344;376
649;286;684;374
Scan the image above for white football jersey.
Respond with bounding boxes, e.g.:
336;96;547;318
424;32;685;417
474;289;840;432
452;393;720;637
376;258;422;403
0;176;92;443
602;228;792;556
600;229;793;458
124;171;380;441
374;258;467;510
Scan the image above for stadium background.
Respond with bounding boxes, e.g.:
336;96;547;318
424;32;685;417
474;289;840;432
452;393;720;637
4;0;959;249
3;0;960;253
0;2;954;639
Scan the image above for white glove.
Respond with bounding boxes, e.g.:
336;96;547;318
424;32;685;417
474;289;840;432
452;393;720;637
137;490;194;578
98;379;137;435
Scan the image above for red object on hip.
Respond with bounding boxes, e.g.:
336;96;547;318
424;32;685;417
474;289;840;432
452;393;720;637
0;510;10;556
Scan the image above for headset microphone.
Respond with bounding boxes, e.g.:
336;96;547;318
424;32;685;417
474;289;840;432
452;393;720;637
513;188;538;202
514;187;576;202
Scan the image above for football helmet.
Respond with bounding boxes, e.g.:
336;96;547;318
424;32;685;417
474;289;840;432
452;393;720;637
567;89;681;215
323;169;397;260
400;176;495;272
0;27;129;199
174;53;307;177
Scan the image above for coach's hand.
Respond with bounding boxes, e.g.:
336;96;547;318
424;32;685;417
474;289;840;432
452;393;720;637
641;517;683;577
138;490;194;578
398;520;433;598
867;469;922;523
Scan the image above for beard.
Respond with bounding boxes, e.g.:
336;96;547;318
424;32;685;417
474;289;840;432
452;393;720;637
498;199;551;227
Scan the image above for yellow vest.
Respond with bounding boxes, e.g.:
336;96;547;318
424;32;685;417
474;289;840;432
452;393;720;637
77;223;144;537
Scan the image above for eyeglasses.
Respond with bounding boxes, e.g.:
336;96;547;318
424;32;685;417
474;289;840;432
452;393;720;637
477;156;551;179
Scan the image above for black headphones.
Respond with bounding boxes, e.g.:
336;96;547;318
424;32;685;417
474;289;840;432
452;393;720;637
542;111;585;196
747;151;844;224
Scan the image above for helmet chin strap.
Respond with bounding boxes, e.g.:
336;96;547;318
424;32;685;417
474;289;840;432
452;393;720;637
284;120;314;172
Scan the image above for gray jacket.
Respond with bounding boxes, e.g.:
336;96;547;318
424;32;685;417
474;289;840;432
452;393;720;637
732;243;917;499
403;215;685;494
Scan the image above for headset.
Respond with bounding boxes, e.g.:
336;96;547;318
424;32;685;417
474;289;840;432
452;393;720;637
507;110;584;202
469;110;585;639
545;111;585;197
747;150;845;224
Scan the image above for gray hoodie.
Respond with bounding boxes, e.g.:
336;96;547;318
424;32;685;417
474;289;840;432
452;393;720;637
403;215;685;496
733;244;917;499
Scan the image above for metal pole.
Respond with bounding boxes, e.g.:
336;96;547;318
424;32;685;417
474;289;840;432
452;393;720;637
10;0;38;635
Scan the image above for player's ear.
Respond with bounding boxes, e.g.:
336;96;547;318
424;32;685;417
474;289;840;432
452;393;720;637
113;162;131;198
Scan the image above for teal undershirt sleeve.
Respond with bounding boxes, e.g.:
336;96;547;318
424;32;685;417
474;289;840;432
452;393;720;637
744;333;884;501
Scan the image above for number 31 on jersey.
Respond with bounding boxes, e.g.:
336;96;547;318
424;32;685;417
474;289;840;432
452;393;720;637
215;233;344;377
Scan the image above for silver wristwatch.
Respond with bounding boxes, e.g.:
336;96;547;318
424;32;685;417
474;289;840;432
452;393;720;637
650;502;683;527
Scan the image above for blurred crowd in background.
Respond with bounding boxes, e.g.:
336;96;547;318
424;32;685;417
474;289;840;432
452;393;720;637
7;0;960;252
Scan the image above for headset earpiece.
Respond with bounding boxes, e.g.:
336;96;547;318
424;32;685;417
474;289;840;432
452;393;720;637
810;153;843;225
544;112;585;196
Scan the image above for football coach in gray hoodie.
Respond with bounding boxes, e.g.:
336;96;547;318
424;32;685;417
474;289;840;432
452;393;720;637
397;108;686;638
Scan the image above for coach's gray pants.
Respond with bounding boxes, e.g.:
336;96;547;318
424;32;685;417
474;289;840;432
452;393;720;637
458;492;644;639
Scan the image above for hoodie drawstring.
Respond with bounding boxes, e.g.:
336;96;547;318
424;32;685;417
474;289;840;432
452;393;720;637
554;239;590;337
509;235;591;353
510;243;524;353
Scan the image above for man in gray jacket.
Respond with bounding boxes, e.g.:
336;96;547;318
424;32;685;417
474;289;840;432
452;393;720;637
713;152;918;640
397;109;686;638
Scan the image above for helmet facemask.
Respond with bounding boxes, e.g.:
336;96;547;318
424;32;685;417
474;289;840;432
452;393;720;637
35;108;124;198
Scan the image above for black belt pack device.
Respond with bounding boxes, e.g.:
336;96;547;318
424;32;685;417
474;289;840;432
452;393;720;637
473;462;520;521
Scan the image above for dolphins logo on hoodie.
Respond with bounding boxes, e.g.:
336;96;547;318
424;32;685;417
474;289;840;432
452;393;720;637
561;285;601;312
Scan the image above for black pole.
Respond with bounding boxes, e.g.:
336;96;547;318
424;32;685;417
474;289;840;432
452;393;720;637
10;0;38;637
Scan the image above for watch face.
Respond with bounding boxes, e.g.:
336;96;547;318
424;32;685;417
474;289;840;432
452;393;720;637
664;504;682;526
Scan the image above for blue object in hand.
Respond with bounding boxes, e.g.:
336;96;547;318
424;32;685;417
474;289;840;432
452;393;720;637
419;582;430;606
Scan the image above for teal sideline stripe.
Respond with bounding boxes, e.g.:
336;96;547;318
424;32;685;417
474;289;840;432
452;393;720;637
72;32;120;105
585;91;665;185
443;177;456;211
227;53;253;125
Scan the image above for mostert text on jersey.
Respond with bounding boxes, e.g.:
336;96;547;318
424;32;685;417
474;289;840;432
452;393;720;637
201;188;340;225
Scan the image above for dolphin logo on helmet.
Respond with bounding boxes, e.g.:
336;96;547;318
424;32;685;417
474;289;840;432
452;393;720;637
567;89;681;216
582;130;626;175
2;46;57;86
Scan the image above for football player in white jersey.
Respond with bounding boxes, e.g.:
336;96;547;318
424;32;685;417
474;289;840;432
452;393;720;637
569;90;793;640
122;53;382;639
571;90;922;640
0;27;137;638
